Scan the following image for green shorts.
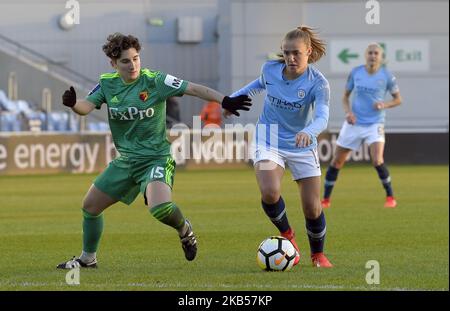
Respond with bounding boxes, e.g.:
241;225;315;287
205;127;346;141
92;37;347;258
94;155;176;205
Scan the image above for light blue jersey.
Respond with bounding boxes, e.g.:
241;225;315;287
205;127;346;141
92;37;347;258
346;65;399;125
232;61;330;152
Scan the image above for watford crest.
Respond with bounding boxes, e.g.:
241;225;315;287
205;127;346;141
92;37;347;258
139;91;149;102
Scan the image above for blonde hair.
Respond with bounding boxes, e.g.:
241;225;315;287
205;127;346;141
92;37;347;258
277;25;326;63
365;42;386;65
365;42;384;55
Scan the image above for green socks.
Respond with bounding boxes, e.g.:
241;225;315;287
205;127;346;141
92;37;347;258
81;202;185;254
150;202;186;232
82;209;104;253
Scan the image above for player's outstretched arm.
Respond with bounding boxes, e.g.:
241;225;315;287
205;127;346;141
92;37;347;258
342;89;356;124
231;78;265;97
184;82;252;117
62;86;96;116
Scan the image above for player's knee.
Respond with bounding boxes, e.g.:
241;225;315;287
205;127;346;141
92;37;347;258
261;188;280;204
305;205;322;219
82;198;101;216
302;199;322;219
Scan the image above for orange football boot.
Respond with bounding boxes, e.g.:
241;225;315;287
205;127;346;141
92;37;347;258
384;196;397;208
321;198;331;209
311;252;333;268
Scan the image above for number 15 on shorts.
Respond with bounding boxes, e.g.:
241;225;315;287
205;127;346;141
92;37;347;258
150;166;164;179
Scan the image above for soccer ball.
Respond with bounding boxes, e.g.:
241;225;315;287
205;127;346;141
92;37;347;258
256;236;297;271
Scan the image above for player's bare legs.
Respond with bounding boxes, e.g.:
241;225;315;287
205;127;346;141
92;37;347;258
146;181;172;207
369;141;385;167
255;161;300;263
297;176;332;267
321;146;352;208
297;176;322;219
331;146;352;169
255;161;284;204
83;184;118;216
369;142;396;207
146;181;197;260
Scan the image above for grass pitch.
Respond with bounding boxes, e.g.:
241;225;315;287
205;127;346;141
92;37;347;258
0;165;448;291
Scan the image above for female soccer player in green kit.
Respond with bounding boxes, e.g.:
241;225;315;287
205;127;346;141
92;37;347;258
57;33;251;269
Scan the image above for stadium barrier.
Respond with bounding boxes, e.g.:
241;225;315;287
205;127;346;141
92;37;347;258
0;130;447;175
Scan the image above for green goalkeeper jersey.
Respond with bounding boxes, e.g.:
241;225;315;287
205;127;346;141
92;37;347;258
86;68;188;159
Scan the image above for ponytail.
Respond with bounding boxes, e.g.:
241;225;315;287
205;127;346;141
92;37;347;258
277;25;326;63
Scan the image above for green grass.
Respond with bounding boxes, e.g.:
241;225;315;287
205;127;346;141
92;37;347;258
0;165;448;291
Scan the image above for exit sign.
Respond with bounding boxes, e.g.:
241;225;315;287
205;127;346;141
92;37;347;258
330;39;430;73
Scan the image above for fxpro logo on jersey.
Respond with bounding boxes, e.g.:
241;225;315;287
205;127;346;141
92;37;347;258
108;107;155;120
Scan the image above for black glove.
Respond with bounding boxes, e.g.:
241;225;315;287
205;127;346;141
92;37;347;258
62;86;77;108
221;95;252;117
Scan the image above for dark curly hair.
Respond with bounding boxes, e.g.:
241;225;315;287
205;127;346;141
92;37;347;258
102;33;141;60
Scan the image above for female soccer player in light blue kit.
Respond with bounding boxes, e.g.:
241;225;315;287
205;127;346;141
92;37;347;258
231;26;333;267
321;43;402;209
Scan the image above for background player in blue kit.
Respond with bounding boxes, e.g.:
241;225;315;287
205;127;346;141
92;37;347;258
231;26;333;268
321;43;402;209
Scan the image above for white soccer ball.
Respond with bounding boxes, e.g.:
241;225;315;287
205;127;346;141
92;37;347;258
256;236;297;271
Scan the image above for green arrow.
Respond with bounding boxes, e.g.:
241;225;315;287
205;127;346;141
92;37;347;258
338;48;359;64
